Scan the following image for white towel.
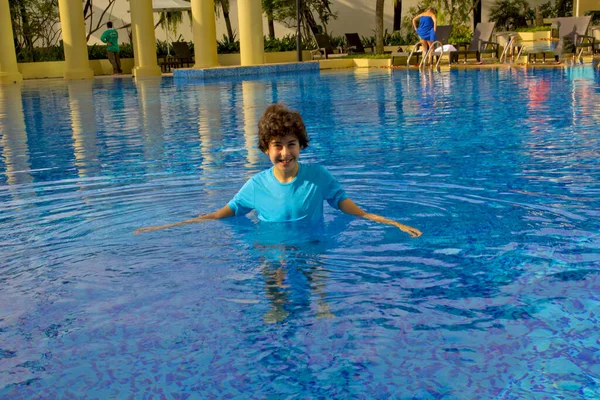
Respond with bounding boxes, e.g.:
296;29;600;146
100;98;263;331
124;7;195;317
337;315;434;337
434;44;457;53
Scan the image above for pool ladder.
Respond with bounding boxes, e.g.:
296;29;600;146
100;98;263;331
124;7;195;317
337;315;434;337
499;33;525;64
407;41;448;70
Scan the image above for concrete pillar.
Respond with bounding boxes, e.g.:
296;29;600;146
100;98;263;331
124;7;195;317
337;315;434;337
0;0;23;83
238;0;265;66
191;0;218;68
57;0;94;80
130;0;162;77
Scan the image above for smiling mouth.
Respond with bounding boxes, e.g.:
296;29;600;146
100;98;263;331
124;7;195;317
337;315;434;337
278;158;295;165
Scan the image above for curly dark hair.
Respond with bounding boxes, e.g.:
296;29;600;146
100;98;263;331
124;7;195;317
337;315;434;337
257;104;309;152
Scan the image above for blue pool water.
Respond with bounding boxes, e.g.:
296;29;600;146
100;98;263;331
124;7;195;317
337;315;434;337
1;67;600;398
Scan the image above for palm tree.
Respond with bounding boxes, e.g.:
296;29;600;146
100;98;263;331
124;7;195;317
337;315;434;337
214;0;235;42
263;0;277;39
375;0;385;54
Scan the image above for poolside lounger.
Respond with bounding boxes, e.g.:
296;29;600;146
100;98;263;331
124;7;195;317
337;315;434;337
449;22;499;63
344;33;374;54
528;16;592;63
572;17;595;62
172;41;194;68
311;34;346;60
160;41;194;72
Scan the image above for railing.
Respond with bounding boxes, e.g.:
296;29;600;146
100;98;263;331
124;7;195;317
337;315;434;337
421;41;447;69
499;33;524;64
406;42;422;67
407;41;448;70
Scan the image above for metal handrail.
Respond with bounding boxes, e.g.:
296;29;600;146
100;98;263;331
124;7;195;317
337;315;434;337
499;33;525;64
421;41;446;69
407;42;423;67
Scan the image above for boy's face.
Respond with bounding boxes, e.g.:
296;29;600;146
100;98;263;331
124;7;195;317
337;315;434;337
265;134;300;176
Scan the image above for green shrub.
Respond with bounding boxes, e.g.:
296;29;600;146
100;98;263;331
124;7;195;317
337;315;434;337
489;0;534;31
515;25;551;32
88;44;107;60
385;31;410;46
448;25;472;44
88;42;136;59
585;10;600;25
264;33;311;52
119;43;134;58
156;40;172;57
340;54;391;59
217;33;240;54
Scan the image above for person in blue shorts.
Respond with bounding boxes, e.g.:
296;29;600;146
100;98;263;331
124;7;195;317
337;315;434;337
135;104;422;238
413;8;437;65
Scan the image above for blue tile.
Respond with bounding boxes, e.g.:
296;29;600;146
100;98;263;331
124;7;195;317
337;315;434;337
173;62;320;81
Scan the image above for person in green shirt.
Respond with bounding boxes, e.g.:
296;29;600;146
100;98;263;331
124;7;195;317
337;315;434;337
100;22;122;74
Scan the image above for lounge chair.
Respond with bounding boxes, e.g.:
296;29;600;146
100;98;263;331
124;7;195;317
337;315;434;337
391;25;453;66
570;17;594;62
529;16;592;63
311;34;345;60
449;22;499;64
593;26;600;54
344;33;374;54
172;41;194;68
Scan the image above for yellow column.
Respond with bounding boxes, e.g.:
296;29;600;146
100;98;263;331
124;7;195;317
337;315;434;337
57;0;94;80
130;0;162;77
238;0;265;66
0;0;23;83
191;0;218;68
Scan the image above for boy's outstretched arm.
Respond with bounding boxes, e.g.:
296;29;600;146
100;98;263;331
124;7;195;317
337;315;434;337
134;205;234;234
338;198;422;238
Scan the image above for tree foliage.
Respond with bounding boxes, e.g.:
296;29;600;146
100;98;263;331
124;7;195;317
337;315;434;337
9;0;61;61
83;0;118;41
263;0;338;41
488;0;533;31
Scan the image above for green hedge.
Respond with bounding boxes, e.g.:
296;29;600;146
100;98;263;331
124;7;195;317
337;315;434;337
515;25;552;32
18;36;315;62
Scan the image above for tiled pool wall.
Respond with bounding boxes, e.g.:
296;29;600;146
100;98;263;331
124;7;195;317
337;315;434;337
173;62;320;81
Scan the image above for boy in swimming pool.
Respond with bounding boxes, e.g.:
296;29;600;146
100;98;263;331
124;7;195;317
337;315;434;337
135;104;422;238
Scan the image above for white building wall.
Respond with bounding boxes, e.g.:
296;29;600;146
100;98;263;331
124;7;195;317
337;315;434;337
86;0;534;46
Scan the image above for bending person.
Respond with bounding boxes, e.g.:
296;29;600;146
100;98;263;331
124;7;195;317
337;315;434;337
135;104;422;238
413;8;438;65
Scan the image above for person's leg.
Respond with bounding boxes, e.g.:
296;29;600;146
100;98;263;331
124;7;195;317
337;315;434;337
107;51;118;74
420;39;429;65
426;40;435;65
115;52;122;74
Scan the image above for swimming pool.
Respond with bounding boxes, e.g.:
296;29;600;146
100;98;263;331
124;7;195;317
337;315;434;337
1;67;599;398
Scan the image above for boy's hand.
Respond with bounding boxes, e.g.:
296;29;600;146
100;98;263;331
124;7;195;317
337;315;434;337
363;213;422;238
394;223;422;238
134;225;162;234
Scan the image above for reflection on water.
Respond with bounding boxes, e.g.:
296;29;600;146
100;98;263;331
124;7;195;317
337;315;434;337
242;80;266;170
68;80;100;178
1;68;600;398
136;77;165;176
0;84;32;186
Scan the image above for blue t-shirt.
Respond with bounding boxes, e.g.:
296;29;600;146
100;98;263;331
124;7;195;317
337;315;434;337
227;163;348;223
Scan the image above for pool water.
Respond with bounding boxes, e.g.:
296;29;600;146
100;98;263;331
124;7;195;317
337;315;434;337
1;67;599;398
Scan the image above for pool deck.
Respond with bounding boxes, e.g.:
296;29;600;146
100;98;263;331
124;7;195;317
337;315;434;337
9;55;598;84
